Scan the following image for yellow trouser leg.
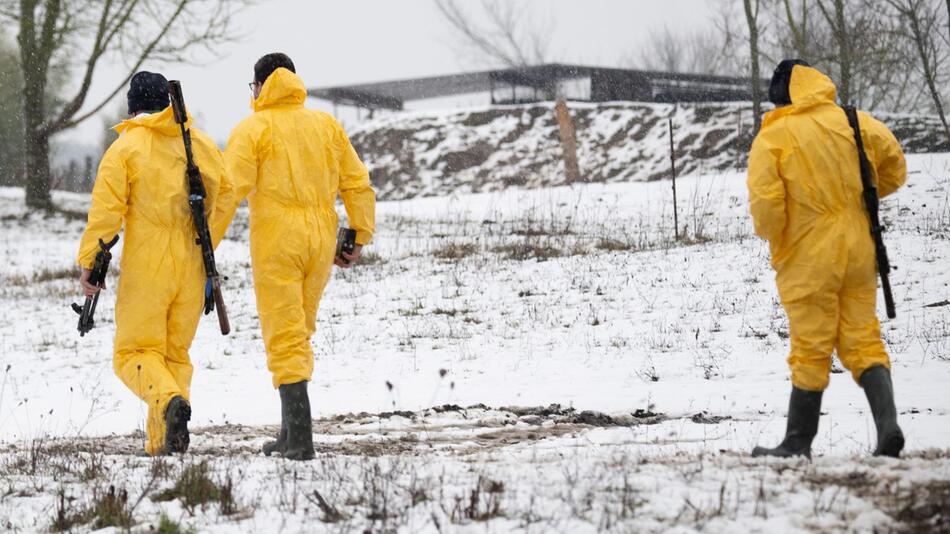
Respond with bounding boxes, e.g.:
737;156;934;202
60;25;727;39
165;273;203;402
113;260;202;455
256;255;313;388
784;289;840;392
836;284;890;385
302;245;334;343
113;350;183;455
253;220;335;389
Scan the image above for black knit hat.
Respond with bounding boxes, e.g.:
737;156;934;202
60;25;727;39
768;59;810;106
127;71;169;115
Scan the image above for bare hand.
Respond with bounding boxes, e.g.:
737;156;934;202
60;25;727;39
334;244;363;269
79;268;103;297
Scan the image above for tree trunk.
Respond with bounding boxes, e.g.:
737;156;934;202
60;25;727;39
17;0;54;210
24;131;51;209
834;0;852;104
22;58;52;210
744;0;763;133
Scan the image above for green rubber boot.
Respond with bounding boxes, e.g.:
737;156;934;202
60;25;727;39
163;396;191;454
280;381;314;461
752;386;822;459
262;418;287;456
860;366;904;458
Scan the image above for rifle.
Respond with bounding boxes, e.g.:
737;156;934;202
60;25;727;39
71;235;119;336
168;80;230;335
842;106;896;319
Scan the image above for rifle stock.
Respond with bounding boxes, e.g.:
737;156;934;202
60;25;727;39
212;277;230;335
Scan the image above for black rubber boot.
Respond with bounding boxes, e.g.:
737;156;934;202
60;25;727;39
262;386;289;456
163;396;191;454
280;381;315;461
860;365;904;458
262;419;287;456
752;386;823;459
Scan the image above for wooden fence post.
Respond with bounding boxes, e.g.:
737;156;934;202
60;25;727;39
555;97;581;184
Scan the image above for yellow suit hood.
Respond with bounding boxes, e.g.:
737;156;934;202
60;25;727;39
253;67;307;112
763;65;838;128
114;106;193;137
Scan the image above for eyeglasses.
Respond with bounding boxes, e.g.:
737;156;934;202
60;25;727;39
248;82;258;91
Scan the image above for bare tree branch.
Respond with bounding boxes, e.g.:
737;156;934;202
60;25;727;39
434;0;550;68
885;0;950;143
0;0;253;208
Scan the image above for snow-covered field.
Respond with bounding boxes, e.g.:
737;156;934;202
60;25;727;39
0;153;948;532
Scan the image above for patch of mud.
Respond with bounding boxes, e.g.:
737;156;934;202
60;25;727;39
690;411;733;424
7;404;738;458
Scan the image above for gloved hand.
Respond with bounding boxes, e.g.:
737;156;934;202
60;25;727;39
203;278;214;314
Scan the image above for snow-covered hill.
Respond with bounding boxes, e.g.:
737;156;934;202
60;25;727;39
352;101;950;200
0;154;948;532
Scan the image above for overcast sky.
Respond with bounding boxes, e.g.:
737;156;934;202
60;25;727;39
64;0;716;146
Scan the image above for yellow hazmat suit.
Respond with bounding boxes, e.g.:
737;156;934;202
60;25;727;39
77;108;232;455
223;67;375;389
747;65;907;392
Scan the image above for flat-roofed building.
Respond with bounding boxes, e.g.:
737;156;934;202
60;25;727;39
309;63;768;114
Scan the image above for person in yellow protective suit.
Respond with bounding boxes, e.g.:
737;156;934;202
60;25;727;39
222;53;376;461
77;71;232;456
747;60;907;459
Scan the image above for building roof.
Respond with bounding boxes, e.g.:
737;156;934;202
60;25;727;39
308;63;767;110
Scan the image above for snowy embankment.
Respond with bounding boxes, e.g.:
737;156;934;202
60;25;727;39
351;101;950;200
0;154;948;532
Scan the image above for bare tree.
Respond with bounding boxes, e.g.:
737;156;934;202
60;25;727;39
744;0;764;132
765;0;929;113
630;25;741;75
0;0;251;210
782;0;812;57
433;0;551;68
815;0;856;103
631;26;686;72
886;0;950;144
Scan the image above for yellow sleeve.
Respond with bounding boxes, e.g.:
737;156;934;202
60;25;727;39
861;113;907;198
195;134;234;248
335;120;376;245
77;143;128;269
747;128;787;245
221;120;260;233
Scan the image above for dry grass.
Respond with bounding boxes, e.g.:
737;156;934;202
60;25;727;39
492;242;564;261
433;242;479;260
596;238;633;252
153;461;236;514
51;485;133;532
